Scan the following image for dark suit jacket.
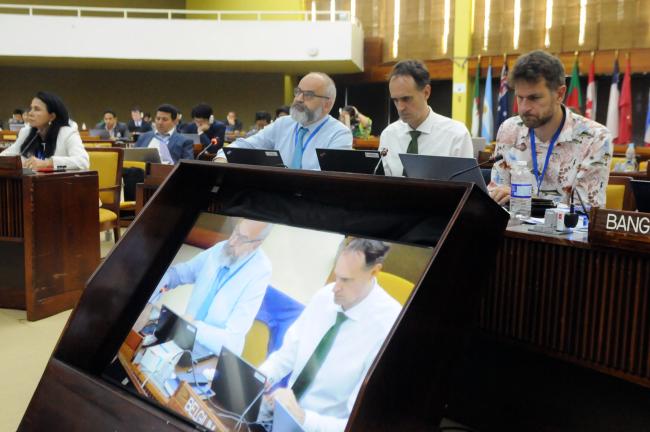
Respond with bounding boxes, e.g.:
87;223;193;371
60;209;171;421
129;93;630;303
182;121;226;149
134;131;194;163
127;120;153;133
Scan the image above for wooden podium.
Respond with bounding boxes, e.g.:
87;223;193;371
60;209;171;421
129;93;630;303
0;156;100;321
20;161;508;431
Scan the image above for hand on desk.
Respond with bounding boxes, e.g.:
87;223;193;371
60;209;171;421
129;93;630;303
213;157;227;164
24;157;52;170
489;185;511;206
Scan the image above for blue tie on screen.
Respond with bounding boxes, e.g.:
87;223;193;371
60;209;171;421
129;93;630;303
291;127;309;169
194;265;230;321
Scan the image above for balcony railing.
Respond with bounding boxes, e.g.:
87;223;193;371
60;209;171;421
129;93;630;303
0;3;354;22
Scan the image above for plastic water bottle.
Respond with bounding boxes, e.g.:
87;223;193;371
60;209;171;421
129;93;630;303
625;143;637;172
510;160;533;219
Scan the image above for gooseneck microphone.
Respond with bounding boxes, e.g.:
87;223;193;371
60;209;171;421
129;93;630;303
447;154;503;181
372;148;388;175
20;132;40;158
196;138;219;160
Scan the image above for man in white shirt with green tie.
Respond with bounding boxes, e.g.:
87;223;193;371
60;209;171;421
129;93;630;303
380;59;474;177
258;239;401;432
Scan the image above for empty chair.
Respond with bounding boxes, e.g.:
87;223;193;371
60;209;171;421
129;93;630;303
87;147;123;242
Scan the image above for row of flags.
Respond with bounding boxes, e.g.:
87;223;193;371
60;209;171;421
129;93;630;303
471;61;511;143
470;55;650;146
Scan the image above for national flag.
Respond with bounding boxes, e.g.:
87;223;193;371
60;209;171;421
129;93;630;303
585;57;597;120
481;64;494;141
471;62;481;137
565;58;583;113
496;62;509;132
618;55;633;145
606;58;620;142
645;89;650;146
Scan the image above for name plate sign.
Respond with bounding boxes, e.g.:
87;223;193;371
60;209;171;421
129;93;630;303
589;208;650;253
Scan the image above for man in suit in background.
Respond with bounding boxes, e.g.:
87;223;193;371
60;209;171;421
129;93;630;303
127;106;152;134
102;109;130;140
182;103;226;150
134;104;193;164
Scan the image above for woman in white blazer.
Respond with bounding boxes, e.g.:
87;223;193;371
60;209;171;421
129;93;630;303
0;91;89;170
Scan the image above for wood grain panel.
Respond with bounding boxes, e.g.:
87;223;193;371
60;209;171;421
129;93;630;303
481;232;650;387
0;177;23;239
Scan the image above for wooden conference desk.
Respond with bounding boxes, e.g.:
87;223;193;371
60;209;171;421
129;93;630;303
481;224;650;388
117;330;231;431
0;157;100;320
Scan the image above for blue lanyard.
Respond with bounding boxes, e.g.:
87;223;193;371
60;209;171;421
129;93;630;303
293;117;329;152
212;245;258;290
529;109;566;196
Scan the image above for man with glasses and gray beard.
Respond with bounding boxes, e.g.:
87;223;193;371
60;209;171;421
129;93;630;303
214;72;352;170
147;219;273;356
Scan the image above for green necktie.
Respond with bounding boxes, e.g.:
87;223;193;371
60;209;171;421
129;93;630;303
407;130;421;154
292;311;348;400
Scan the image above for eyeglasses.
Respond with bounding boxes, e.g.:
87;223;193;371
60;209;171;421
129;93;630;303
293;87;330;101
230;229;264;245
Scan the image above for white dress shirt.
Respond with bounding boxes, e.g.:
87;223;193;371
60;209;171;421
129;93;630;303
379;107;474;176
258;281;401;432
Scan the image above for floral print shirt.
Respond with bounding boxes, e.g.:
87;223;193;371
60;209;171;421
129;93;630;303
489;107;612;207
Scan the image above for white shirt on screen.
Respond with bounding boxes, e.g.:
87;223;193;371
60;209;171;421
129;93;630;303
379;106;474;176
258;280;401;432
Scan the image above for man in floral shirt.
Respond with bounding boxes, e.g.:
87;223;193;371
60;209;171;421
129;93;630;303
489;50;612;208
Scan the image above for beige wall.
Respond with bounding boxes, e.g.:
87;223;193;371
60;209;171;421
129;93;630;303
1;67;285;130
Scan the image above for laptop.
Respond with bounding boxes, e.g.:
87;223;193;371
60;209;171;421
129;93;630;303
316;148;385;175
210;346;267;423
181;133;201;144
89;128;111;139
123;147;162;164
223;147;285;167
399;154;488;193
148;305;215;366
273;400;306;432
631;180;650;213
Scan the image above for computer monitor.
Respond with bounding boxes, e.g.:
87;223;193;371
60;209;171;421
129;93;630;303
38;162;508;432
106;211;435;431
400;154;488;194
181;133;201;144
631;180;650;213
316;148;385;175
89;128;110;139
123;148;162;164
223;147;285;167
210;346;266;423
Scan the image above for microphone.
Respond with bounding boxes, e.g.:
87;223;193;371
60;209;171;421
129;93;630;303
447;154;503;181
196;138;219;160
563;188;580;228
20;131;40;158
372;148;388;175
